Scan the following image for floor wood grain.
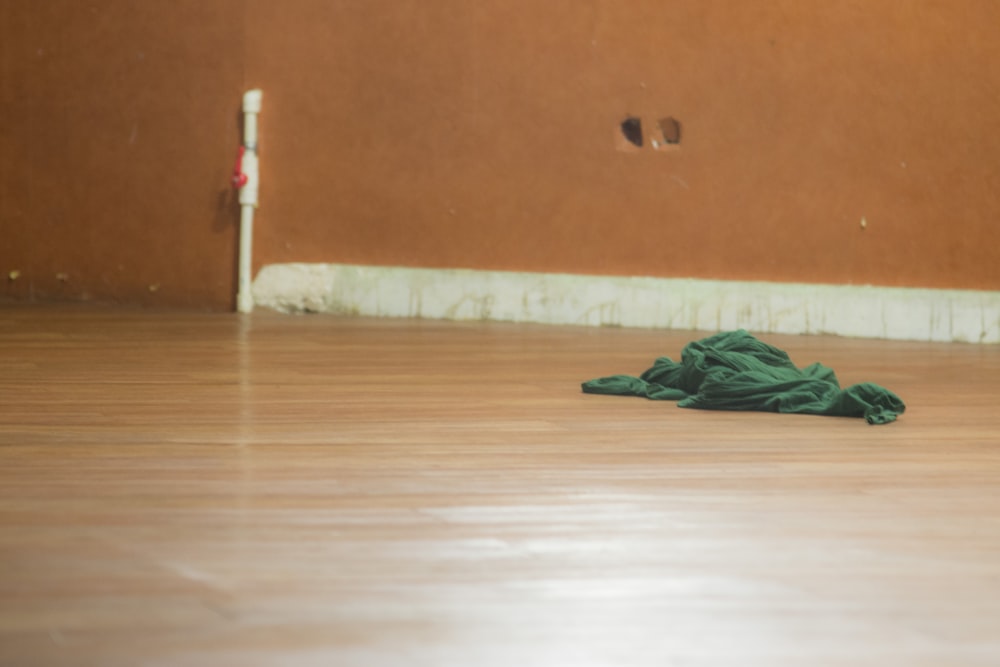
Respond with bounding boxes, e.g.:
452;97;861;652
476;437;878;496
1;304;999;666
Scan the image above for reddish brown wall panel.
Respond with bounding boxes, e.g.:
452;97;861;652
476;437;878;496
248;0;1000;292
0;0;244;308
2;1;999;311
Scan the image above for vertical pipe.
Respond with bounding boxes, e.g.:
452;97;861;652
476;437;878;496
237;90;262;314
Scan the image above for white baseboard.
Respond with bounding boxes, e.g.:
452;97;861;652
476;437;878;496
252;263;1000;343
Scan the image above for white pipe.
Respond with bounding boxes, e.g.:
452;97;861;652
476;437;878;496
237;89;262;313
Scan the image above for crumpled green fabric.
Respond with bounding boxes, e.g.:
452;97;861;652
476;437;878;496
581;330;905;425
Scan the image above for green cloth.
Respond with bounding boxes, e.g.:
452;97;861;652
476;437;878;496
581;330;905;425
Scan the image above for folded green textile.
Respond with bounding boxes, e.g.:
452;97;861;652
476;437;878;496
581;330;905;424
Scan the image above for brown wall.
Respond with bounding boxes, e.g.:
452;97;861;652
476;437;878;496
3;1;999;309
0;0;244;308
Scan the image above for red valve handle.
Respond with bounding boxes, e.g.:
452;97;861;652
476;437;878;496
232;146;248;189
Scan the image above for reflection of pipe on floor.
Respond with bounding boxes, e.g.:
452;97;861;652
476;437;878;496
235;89;262;314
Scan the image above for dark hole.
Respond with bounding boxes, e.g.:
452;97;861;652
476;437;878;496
620;117;643;147
658;117;681;144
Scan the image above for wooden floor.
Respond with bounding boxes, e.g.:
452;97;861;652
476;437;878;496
1;304;999;666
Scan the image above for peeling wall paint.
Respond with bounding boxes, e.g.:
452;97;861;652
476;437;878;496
253;263;1000;344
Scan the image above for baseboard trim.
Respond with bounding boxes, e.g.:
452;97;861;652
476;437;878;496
252;263;1000;343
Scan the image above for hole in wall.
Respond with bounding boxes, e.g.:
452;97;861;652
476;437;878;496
657;117;681;144
620;117;643;148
